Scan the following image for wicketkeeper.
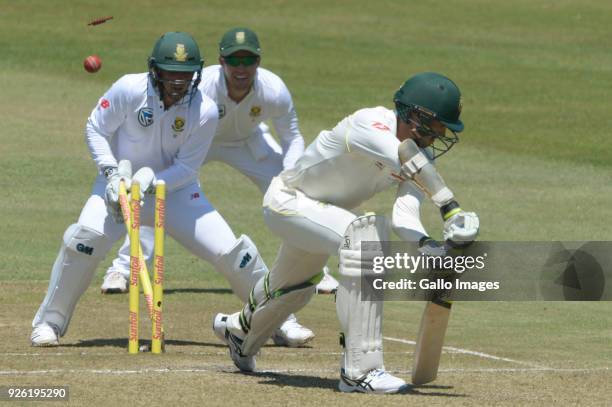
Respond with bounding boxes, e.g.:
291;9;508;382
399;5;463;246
31;32;272;347
214;72;480;393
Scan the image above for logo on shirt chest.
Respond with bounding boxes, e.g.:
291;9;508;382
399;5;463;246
172;116;185;132
249;106;262;118
218;104;226;119
137;108;154;127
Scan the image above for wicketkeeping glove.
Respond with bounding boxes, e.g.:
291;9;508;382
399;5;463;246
131;167;157;200
104;160;132;223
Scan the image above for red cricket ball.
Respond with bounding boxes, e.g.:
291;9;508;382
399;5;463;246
84;55;102;73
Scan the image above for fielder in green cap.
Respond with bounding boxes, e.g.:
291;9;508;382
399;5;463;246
215;72;479;394
219;27;261;57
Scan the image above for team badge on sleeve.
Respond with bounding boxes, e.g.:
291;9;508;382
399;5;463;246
100;99;110;109
138;108;154;127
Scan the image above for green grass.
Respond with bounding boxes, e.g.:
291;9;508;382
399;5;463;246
0;0;610;405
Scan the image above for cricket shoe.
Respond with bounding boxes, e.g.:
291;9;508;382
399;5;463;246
271;314;315;347
212;313;230;343
31;322;60;347
316;266;338;294
339;368;407;394
213;313;255;372
100;271;128;294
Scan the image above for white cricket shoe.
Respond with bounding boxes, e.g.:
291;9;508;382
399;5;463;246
100;271;128;294
316;266;339;294
213;313;255;372
31;323;60;347
271;314;315;347
339;369;408;394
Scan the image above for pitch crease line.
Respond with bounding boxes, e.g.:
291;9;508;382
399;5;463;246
1;366;607;377
383;336;548;368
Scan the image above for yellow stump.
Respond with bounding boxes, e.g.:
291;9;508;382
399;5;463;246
119;181;155;319
128;182;141;354
152;181;165;354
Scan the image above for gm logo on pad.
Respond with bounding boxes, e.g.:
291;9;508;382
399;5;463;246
76;243;94;255
240;253;252;268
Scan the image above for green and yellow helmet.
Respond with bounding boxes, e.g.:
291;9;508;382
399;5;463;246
394;72;464;158
148;32;204;103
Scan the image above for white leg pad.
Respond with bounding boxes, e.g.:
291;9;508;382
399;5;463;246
337;214;390;379
33;224;113;336
227;244;327;355
216;235;268;302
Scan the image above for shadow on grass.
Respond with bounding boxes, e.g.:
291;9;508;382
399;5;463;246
62;338;223;348
250;371;467;397
164;288;233;295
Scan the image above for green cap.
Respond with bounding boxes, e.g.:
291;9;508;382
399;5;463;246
149;32;203;72
394;72;464;132
219;27;261;57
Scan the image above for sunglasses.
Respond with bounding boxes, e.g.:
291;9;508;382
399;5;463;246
224;55;259;67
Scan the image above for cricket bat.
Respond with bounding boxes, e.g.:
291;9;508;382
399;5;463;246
411;297;452;385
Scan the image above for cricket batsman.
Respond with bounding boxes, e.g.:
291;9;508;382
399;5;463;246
213;72;480;393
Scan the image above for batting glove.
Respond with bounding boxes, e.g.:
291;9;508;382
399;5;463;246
418;237;447;257
443;211;479;247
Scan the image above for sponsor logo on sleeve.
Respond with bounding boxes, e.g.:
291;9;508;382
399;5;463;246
137;108;154;127
100;99;110;109
372;121;390;131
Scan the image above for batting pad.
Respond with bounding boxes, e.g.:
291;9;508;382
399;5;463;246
337;214;389;379
216;234;268;302
399;139;455;207
235;244;327;355
33;224;113;335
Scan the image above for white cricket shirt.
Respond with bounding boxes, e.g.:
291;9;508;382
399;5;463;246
281;106;430;240
86;73;218;192
199;65;304;168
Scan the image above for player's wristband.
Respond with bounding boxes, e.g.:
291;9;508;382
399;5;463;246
440;200;461;221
